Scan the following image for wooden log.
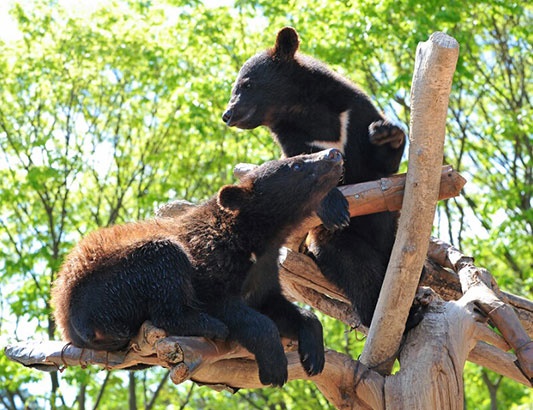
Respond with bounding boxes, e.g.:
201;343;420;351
339;165;465;218
360;32;460;375
279;247;362;330
468;342;531;386
233;163;465;221
384;292;477;410
284;165;465;248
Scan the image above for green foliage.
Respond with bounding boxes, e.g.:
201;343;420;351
0;0;530;409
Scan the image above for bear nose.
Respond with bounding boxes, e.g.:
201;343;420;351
322;148;343;162
222;109;232;124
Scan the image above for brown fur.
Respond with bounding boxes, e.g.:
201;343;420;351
53;219;192;343
51;150;344;386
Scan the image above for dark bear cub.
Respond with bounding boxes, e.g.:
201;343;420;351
52;148;345;387
223;27;421;330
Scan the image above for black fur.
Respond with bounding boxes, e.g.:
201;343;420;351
52;149;344;386
223;27;423;330
66;240;228;351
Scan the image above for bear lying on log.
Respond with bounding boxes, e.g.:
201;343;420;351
51;148;348;387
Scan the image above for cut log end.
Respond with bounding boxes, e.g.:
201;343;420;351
429;32;460;49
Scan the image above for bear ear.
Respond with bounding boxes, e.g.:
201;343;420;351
273;26;300;61
217;185;250;212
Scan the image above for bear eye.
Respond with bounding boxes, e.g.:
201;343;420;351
291;162;303;172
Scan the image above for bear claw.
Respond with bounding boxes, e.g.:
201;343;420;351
368;120;405;149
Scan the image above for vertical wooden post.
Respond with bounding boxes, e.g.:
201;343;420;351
360;32;460;374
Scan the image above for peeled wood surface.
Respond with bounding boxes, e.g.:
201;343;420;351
385;293;480;410
360;31;460;374
285;165;465;249
427;238;533;381
339;164;465;217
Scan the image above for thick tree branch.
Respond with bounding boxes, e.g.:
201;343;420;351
427;238;533;380
285;165;465;248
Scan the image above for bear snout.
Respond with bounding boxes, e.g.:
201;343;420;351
222;109;233;124
320;148;343;163
222;106;258;129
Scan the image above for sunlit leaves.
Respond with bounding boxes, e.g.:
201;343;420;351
0;0;530;408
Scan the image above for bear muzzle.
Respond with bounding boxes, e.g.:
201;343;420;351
305;149;345;185
222;108;233;124
319;148;343;163
222;105;259;129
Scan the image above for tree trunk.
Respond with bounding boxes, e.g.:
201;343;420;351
481;371;501;410
77;382;86;410
129;372;137;410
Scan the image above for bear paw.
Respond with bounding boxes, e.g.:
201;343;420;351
368;120;405;149
405;286;434;332
297;319;325;376
298;343;325;377
317;188;350;231
257;353;289;387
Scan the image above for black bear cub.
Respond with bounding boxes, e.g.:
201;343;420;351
52;148;345;387
223;27;419;330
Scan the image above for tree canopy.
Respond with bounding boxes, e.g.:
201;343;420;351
0;0;531;409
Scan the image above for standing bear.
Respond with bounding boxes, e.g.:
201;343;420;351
52;148;345;387
223;27;418;330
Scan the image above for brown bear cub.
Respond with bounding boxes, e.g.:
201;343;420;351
52;148;346;387
223;27;423;331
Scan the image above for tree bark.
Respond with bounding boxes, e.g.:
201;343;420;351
360;31;460;375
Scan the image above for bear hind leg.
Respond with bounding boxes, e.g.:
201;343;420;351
150;306;229;341
258;294;325;376
67;310;132;351
210;299;288;387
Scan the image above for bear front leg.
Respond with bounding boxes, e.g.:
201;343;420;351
258;293;325;376
242;246;325;376
210;298;288;387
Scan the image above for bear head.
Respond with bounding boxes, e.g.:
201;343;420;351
222;27;305;129
217;148;344;226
